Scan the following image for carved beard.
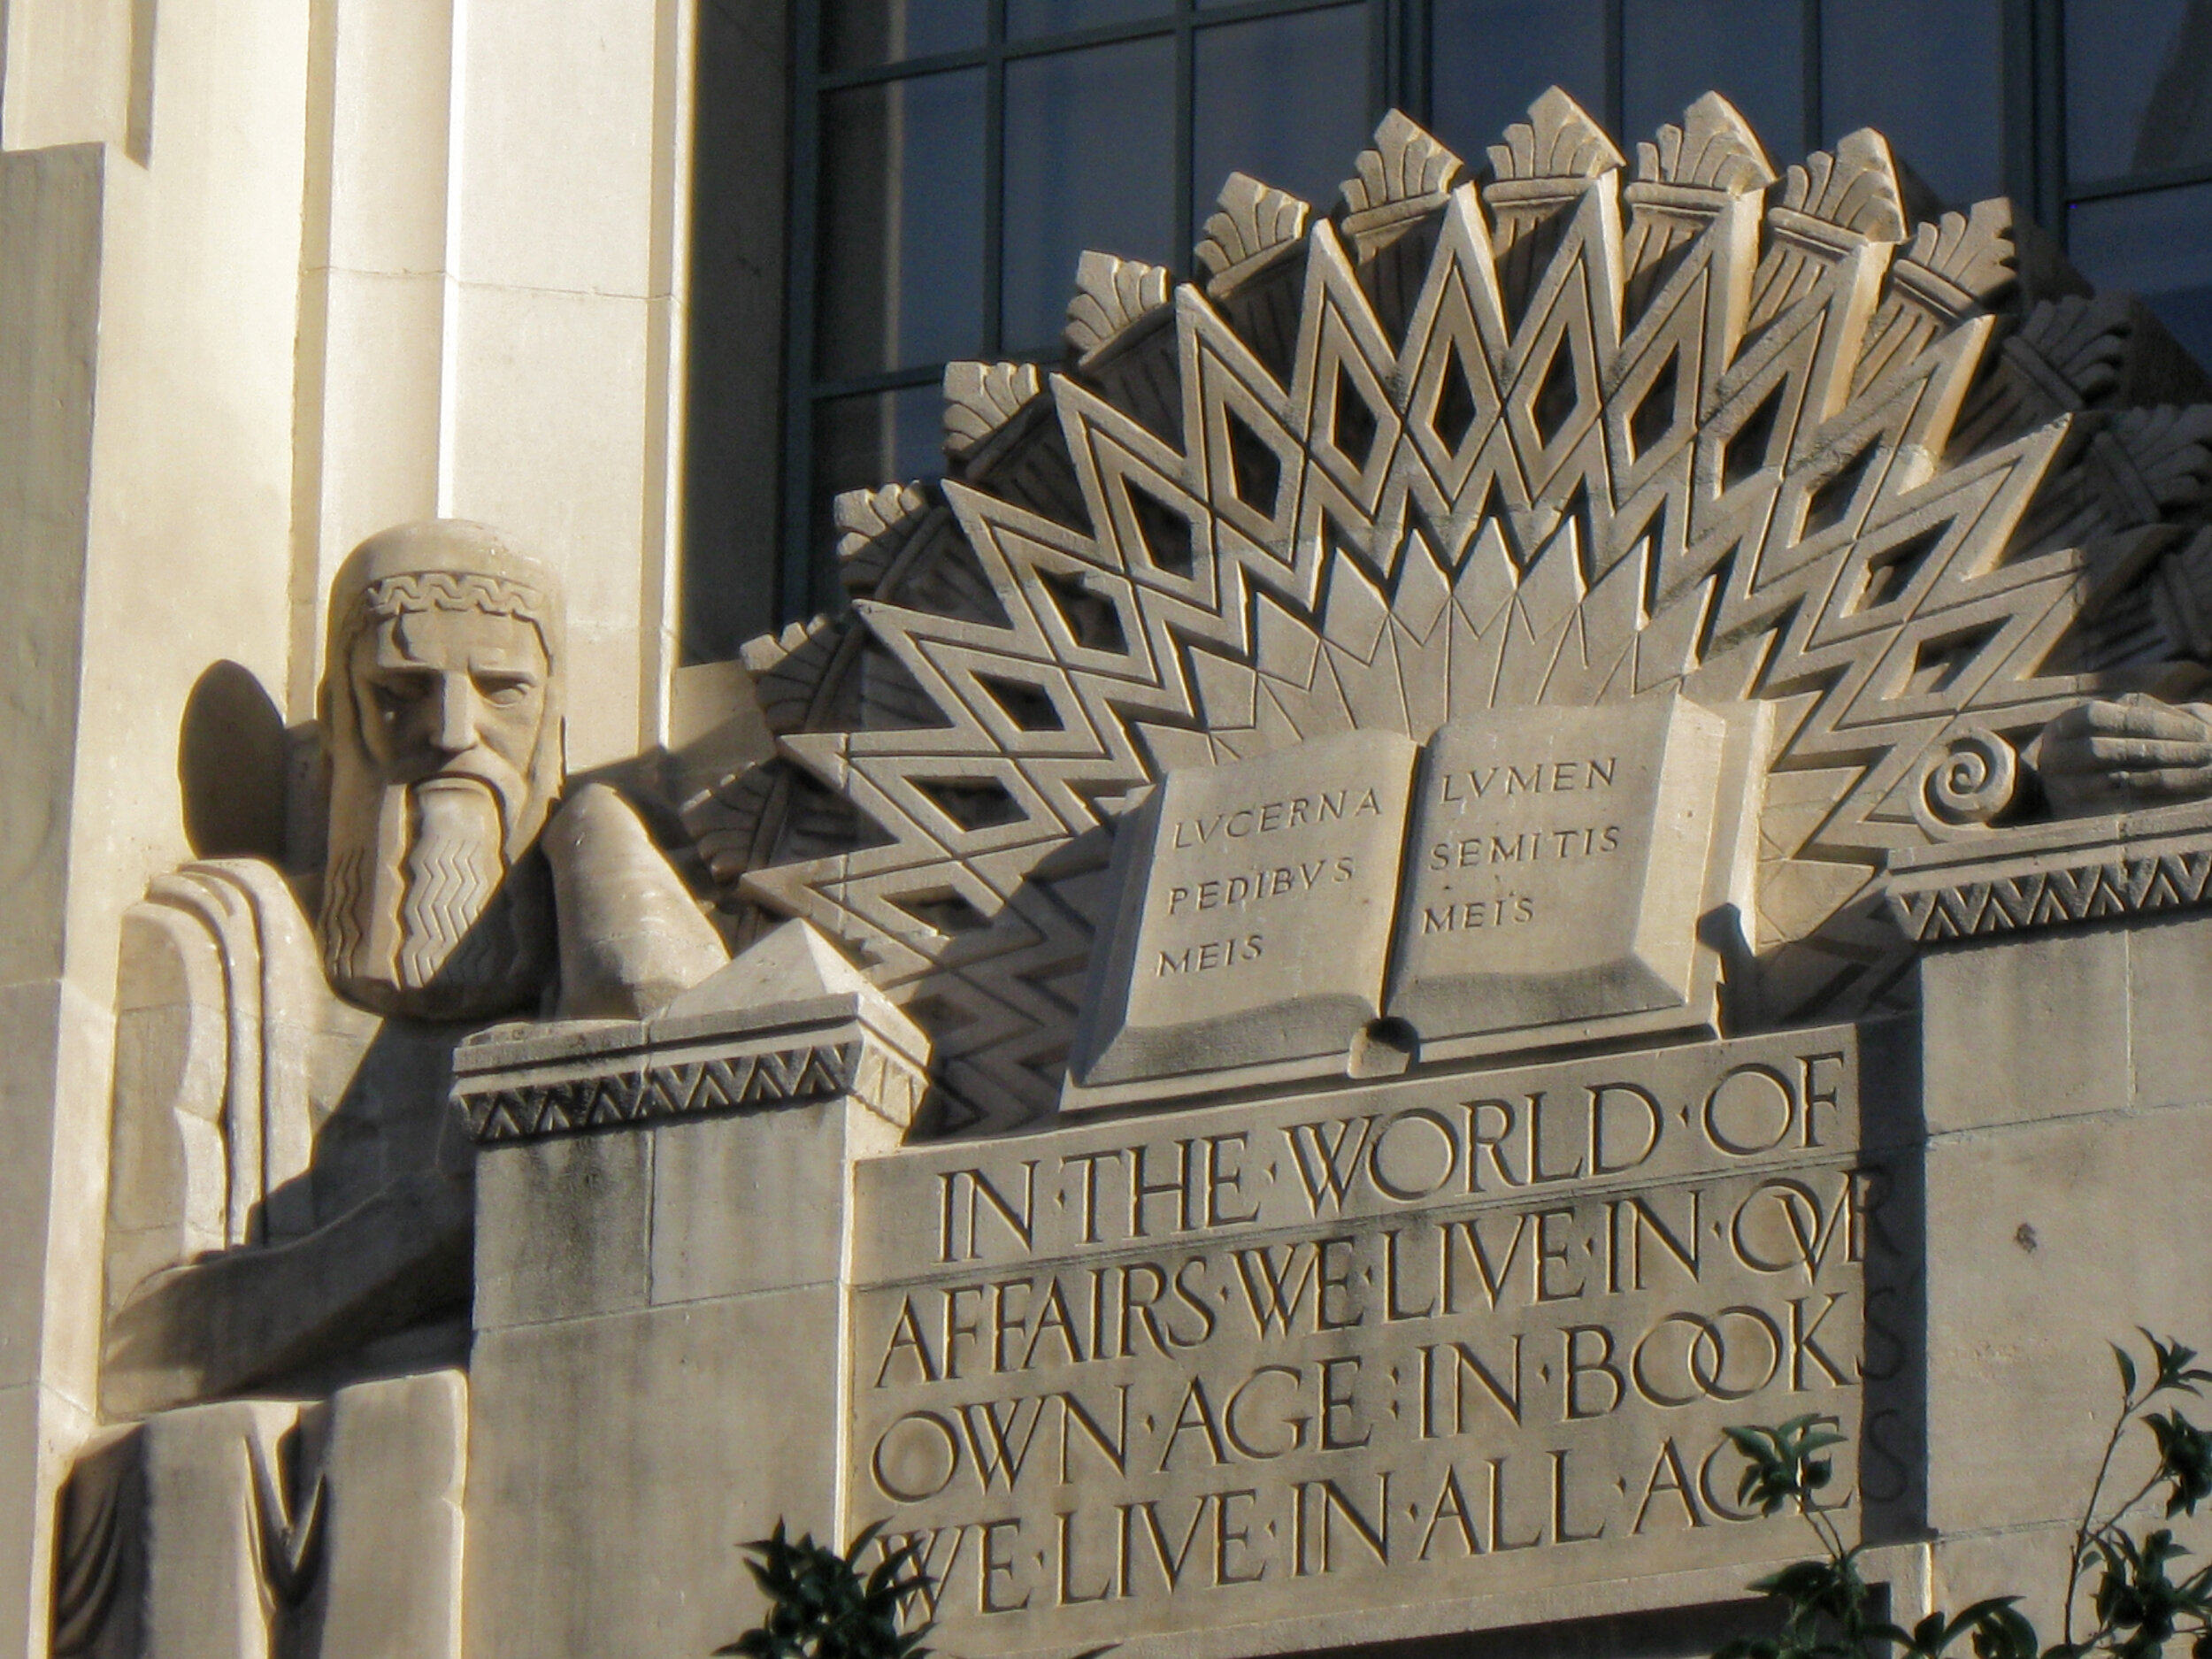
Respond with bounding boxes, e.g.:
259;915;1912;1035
396;776;509;989
322;770;553;1020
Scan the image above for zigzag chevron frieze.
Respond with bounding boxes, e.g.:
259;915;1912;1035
686;93;2212;1135
461;1040;925;1142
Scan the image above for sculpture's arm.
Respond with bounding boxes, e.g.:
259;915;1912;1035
546;782;728;1018
99;1168;471;1417
104;901;235;1317
2033;693;2212;815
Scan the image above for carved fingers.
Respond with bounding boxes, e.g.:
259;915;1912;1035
2035;693;2212;814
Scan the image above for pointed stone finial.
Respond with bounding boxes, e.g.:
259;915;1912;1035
1623;93;1775;306
1635;92;1775;194
834;481;934;597
1339;111;1464;258
1196;172;1311;296
1748;127;1910;333
942;362;1044;461
1484;88;1624;296
1487;87;1624;188
1065;251;1172;361
1777;127;1908;245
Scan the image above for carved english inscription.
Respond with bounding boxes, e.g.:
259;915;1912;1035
1071;730;1418;1087
1387;697;1728;1044
848;1027;1893;1656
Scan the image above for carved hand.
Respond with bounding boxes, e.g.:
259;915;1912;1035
2035;694;2212;815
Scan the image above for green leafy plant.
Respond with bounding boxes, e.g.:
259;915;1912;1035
717;1522;933;1659
718;1522;1114;1659
1719;1333;2212;1659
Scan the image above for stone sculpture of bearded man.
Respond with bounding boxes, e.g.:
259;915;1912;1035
56;520;732;1658
319;522;566;1020
96;518;727;1417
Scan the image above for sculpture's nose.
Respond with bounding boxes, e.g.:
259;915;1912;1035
431;672;480;755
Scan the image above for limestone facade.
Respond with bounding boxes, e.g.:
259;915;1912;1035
12;7;2212;1659
0;0;779;1647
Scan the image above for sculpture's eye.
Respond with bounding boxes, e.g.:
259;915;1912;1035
373;672;436;712
475;672;534;707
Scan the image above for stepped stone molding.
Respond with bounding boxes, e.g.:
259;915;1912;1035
682;92;2212;1135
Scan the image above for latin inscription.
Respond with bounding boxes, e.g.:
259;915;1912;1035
849;1029;1887;1655
1072;730;1417;1086
1070;698;1747;1102
1386;699;1728;1044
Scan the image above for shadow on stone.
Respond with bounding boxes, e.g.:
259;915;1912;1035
178;659;287;863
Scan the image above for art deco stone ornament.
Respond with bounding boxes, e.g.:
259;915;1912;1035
58;89;2212;1659
65;520;727;1655
2034;693;2212;815
102;519;726;1411
687;92;2212;1134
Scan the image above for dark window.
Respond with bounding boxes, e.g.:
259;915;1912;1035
675;0;2212;657
1823;0;2004;207
2062;1;2212;367
768;0;1386;635
815;70;990;380
2070;182;2212;358
1193;7;1379;215
1002;38;1178;355
1428;0;1607;160
1623;0;1805;156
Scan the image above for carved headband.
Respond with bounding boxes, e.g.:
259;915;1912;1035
340;571;555;646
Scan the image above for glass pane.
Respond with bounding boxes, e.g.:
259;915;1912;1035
2070;184;2212;367
810;387;947;603
1003;40;1177;354
1430;0;1608;164
1623;0;1804;162
1009;0;1176;39
823;0;987;73
1824;0;2001;206
2065;0;2212;185
1194;6;1374;227
817;71;988;380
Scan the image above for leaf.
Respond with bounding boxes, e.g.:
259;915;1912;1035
2150;1412;2212;1516
721;1517;941;1659
2122;1344;2143;1401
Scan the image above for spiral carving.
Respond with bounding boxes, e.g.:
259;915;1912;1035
1917;730;2021;832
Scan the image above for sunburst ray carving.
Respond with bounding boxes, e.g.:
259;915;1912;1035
686;92;2212;1135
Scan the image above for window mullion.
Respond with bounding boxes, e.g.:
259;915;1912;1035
1402;0;1432;127
984;0;1009;358
1176;1;1197;276
1604;0;1626;140
2036;0;2068;233
1801;0;1823;158
783;0;827;620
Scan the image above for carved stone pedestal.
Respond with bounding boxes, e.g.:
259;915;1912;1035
450;924;926;1658
1888;809;2212;1632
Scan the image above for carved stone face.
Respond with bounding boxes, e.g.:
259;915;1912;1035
350;607;550;804
319;521;565;1021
